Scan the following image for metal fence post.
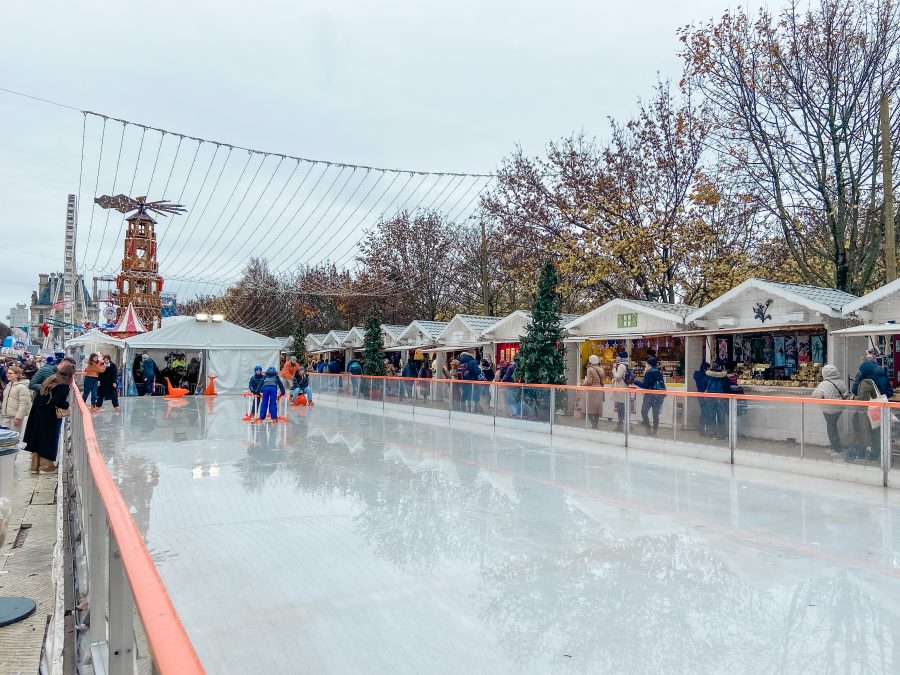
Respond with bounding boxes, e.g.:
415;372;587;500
672;394;677;442
882;402;891;487
107;533;135;675
624;396;630;448
550;389;555;434
728;397;737;464
88;475;108;651
800;402;805;460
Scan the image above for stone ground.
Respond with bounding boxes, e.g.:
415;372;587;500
0;451;58;674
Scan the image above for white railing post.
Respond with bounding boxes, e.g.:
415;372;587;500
449;381;453;420
800;402;805;459
550;389;555;434
88;474;107;651
624;396;631;448
882;401;891;487
728;397;737;464
107;532;136;675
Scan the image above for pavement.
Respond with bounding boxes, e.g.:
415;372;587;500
0;450;59;675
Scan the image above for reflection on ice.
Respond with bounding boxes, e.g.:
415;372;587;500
91;396;900;674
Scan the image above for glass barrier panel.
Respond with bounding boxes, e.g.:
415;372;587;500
469;381;494;419
494;383;523;422
521;385;551;426
687;393;730;452
735;396;802;459
891;403;900;470
395;377;416;410
800;399;861;464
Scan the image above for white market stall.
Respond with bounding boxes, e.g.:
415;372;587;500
124;317;280;394
340;327;366;365
484;310;581;367
682;279;857;446
840;278;900;391
563;300;695;388
386;321;449;362
424;315;501;378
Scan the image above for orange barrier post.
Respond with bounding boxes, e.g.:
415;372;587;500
203;375;218;396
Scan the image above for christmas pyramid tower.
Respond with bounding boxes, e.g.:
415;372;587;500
115;209;163;330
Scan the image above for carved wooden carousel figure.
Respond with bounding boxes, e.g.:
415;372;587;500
94;195;186;331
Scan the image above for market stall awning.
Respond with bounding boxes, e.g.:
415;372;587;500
564;331;675;342
831;323;900;337
421;342;488;353
384;343;432;352
672;323;825;337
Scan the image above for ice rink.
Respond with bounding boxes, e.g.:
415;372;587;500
92;395;900;674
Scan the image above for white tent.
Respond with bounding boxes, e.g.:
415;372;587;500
65;330;128;369
124;319;280;394
65;329;127;351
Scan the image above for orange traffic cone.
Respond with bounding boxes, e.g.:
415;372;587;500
204;375;218;396
164;377;189;398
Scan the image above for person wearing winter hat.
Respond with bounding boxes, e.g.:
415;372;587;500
257;366;286;421
248;365;266;415
610;351;632;432
581;354;605;429
141;352;158;396
634;357;666;435
811;364;849;455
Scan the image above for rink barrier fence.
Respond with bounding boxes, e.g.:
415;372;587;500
69;384;205;675
308;373;899;487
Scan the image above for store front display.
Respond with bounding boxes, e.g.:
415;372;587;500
563;300;696;389
683;278;856;394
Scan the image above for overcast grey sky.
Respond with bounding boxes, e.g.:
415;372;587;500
0;0;744;321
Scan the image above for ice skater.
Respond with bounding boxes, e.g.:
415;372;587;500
257;366;285;421
248;366;266;416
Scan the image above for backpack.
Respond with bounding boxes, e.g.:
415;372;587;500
348;362;362;375
622;364;635;385
456;363;468;380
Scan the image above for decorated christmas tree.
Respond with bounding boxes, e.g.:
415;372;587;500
290;316;306;361
516;260;566;385
362;308;386;376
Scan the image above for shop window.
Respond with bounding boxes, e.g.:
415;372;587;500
617;313;637;328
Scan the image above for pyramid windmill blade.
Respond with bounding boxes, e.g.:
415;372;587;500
94;194;140;213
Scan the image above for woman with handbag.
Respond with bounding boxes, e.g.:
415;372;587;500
811;364;849;455
581;354;605;429
22;362;74;474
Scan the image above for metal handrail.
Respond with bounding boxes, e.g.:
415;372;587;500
309;372;899;409
70;385;205;674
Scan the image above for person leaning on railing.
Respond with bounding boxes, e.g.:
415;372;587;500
22;361;75;474
634;357;666;437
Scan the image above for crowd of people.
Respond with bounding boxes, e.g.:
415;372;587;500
0;354;77;474
130;351;201;396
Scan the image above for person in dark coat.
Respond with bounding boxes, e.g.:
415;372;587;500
29;356;56;393
851;357;893;398
96;354;120;411
132;354;146;395
635;357;666;435
186;357;201;392
693;360;710;436
703;362;729;439
248;365;265;415
22;362;74;473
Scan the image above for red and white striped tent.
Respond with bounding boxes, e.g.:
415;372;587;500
111;303;147;337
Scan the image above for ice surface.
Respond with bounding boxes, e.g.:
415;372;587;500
91;396;900;674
